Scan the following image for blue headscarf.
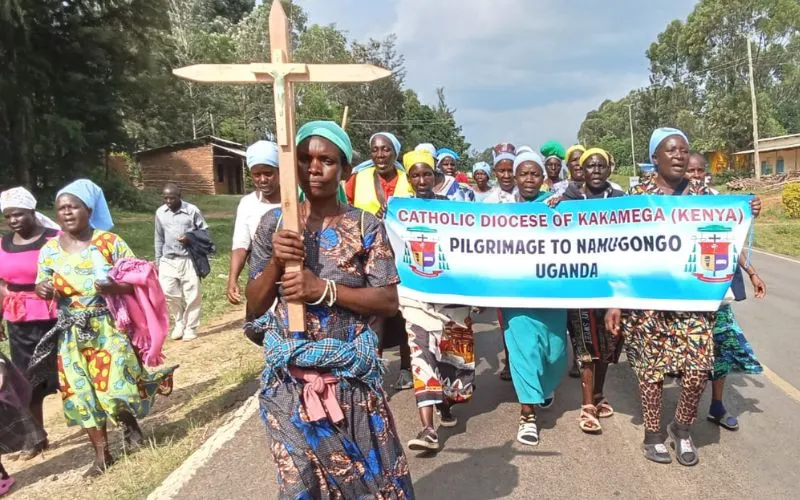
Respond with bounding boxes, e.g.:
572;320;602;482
370;132;401;156
296;121;353;164
472;161;491;176
56;179;114;231
246;140;279;169
649;127;688;161
352;131;404;174
435;148;459;167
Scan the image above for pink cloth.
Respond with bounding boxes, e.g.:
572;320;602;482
106;258;169;367
2;291;56;323
288;367;344;424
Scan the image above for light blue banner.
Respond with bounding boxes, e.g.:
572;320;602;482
384;195;754;311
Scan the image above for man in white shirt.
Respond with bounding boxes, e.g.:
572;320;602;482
227;140;281;305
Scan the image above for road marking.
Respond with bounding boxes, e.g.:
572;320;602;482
751;248;800;265
147;393;259;500
762;365;800;405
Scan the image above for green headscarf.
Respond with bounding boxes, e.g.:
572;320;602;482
295;120;353;164
540;140;566;161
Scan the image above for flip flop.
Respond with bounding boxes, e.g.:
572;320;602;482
707;413;739;431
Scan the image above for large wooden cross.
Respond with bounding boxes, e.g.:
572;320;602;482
174;1;391;331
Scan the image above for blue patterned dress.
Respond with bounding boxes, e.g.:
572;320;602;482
248;207;414;499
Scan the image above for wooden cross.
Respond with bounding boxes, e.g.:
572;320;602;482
173;1;391;331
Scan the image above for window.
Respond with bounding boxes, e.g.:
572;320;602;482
216;164;224;182
777;157;785;174
761;161;771;175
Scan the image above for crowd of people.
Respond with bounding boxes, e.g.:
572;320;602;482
0;121;766;499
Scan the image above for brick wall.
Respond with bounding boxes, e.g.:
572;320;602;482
138;144;216;194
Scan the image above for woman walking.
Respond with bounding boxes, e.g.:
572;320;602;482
559;150;625;434
0;187;60;459
32;179;176;477
686;152;767;430
228;140;281;305
400;150;476;452
245;121;413;498
494;151;566;446
471;162;493;201
605;128;761;466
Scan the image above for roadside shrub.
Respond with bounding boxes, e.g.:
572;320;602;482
615;165;635;177
97;172;160;212
782;183;800;219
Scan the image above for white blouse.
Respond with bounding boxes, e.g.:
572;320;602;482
232;192;279;251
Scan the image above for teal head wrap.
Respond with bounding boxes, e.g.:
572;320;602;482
295;121;353;164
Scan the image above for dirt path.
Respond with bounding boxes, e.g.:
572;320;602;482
5;307;263;500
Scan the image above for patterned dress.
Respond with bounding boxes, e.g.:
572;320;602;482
562;182;625;366
621;177;716;383
248;207;414;499
35;231;175;428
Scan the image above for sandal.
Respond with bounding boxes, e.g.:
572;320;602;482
594;396;615;418
707;413;739;431
642;442;672;464
667;422;700;466
579;405;602;434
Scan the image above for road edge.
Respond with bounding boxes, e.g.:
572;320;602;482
146;393;260;500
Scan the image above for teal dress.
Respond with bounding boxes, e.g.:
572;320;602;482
500;191;567;404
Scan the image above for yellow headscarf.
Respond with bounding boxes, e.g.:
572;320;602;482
579;147;610;165
565;144;586;162
403;150;435;171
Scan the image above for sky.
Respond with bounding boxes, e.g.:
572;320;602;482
294;0;698;152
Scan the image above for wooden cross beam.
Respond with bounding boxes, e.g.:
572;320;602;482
174;1;391;331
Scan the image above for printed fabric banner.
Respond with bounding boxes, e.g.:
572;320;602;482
384;195;754;312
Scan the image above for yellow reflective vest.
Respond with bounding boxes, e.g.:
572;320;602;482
352;167;413;215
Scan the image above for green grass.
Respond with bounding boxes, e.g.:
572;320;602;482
112;195;241;323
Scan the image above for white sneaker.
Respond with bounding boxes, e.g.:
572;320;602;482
182;330;198;342
170;327;184;340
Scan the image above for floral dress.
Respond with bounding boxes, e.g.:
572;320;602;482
247;206;414;499
34;231;175;428
621;178;716;383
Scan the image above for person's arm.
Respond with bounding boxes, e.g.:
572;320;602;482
154;212;164;263
282;213;400;317
194;207;209;231
738;249;767;298
228;249;248;305
244;211;284;318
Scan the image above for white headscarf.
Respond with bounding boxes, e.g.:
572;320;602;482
0;187;60;230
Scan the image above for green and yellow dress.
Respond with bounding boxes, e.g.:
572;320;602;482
36;231;175;428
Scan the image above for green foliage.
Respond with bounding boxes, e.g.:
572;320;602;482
97;173;162;212
3;0;469;193
579;0;800;163
782;183;800;219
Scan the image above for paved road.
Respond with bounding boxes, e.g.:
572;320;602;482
169;251;800;499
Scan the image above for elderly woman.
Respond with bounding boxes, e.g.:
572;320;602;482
399;150;476;452
540;141;569;195
564;144;586;184
346;132;414;390
490;151;566;446
471;161;493;201
245;121;413;498
228;140;281;305
557;150;625;434
484;143;518;204
436;147;471;187
32;179;176;477
426;147;474;201
0;188;60;459
606;128;761;466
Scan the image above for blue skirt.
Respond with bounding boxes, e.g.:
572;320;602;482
501;308;568;405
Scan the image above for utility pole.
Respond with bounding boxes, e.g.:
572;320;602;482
748;38;761;179
627;103;636;170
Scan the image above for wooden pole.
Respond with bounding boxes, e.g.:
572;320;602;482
748;38;761;180
627;103;636;170
341;106;350;131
